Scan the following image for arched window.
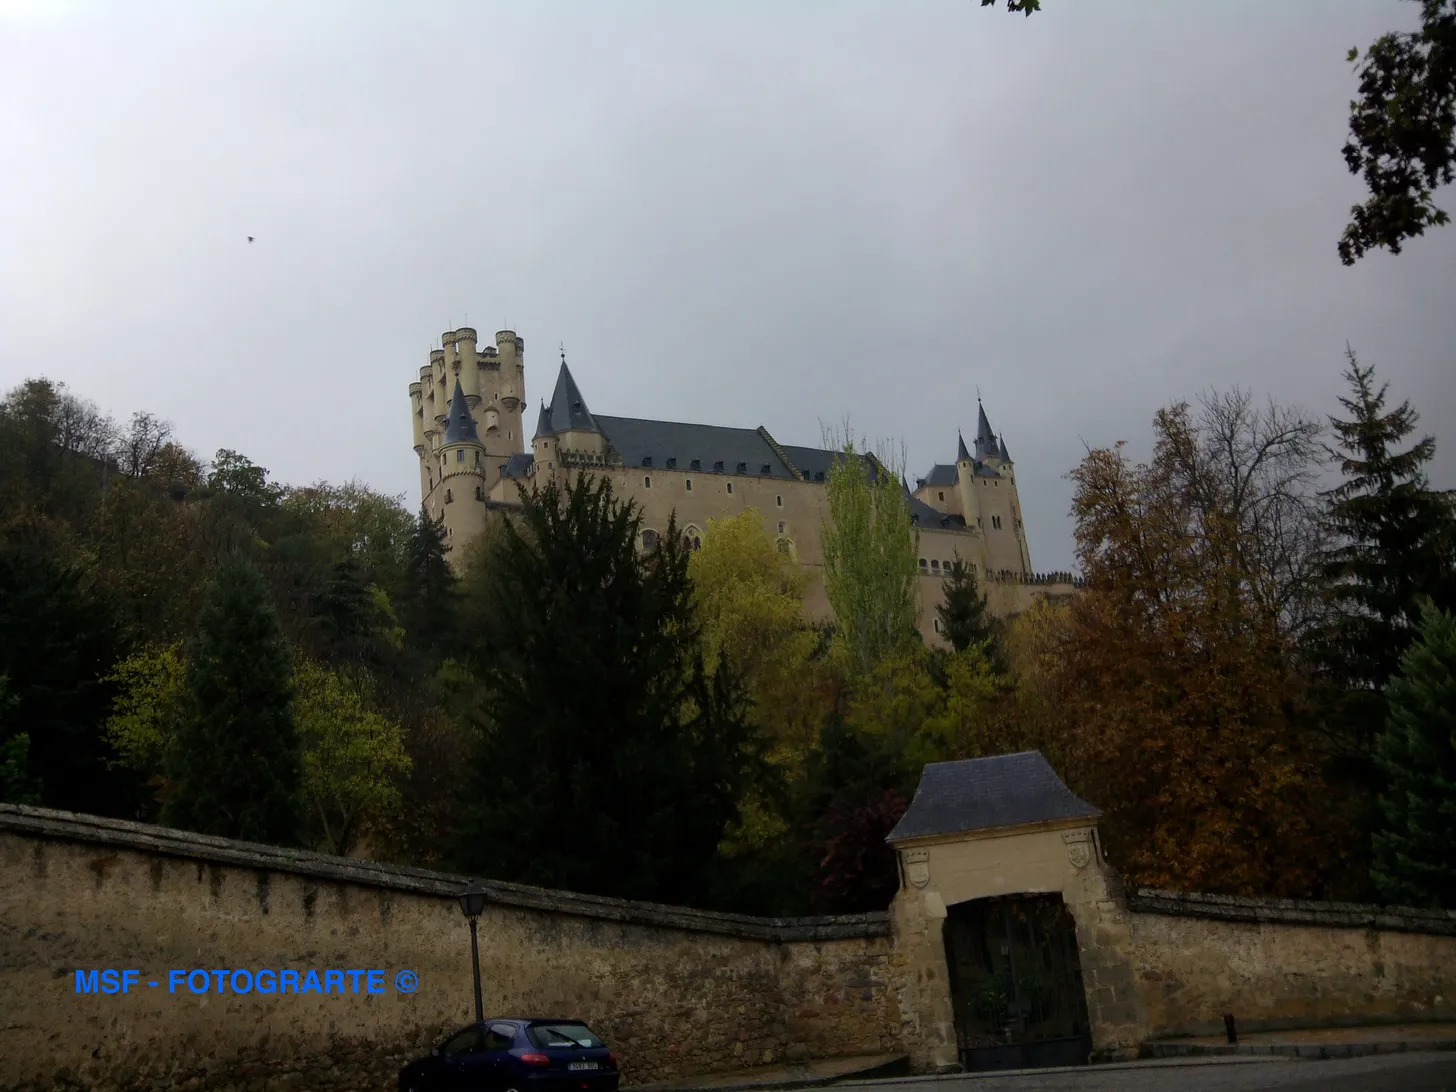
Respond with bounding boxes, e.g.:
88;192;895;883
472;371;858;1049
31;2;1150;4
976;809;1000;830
775;536;795;559
930;559;939;572
683;526;703;551
919;558;928;571
778;520;786;534
642;529;659;549
644;476;652;489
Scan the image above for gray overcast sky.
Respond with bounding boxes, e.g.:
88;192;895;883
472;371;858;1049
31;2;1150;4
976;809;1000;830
2;0;1453;574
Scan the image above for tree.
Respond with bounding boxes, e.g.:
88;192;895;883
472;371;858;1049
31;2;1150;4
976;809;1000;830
821;442;920;675
1371;599;1456;908
450;473;757;904
104;642;187;791
0;674;39;805
293;659;411;856
1059;394;1352;897
402;505;459;659
1316;350;1456;752
164;556;303;844
1340;0;1456;264
0;546;136;816
937;555;998;656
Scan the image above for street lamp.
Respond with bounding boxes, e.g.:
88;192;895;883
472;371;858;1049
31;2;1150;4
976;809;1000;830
457;883;488;1023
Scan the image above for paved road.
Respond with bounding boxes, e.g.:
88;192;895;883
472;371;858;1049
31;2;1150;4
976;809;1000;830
839;1052;1456;1091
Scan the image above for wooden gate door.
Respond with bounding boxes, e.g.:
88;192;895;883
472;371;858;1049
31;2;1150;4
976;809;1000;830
942;893;1092;1071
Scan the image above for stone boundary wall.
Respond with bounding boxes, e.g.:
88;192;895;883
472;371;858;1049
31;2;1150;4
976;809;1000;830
0;805;900;1092
1124;886;1456;1039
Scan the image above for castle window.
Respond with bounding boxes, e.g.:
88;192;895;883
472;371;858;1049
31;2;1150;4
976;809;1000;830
992;515;1002;530
815;471;825;482
726;482;733;494
642;529;659;549
690;459;701;472
775;495;782;507
776;537;794;558
934;618;941;633
685;479;692;492
778;521;786;534
642;457;652;468
919;558;928;571
457;449;464;462
475;486;484;500
736;462;747;474
666;458;677;470
644;476;652;488
713;461;724;472
445;489;453;503
761;464;771;475
938;491;945;501
931;559;940;572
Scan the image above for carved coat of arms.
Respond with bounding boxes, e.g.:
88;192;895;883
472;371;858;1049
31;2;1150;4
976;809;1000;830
1063;830;1093;870
903;849;930;889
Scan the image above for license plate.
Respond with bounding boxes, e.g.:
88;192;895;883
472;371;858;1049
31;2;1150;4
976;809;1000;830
569;1062;599;1071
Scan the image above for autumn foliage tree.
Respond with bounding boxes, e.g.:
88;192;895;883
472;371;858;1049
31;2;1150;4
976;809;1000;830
1058;391;1351;897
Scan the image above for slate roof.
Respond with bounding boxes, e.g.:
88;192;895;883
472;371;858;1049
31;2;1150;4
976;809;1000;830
920;464;958;488
999;434;1012;463
886;752;1099;843
533;401;553;440
442;380;481;446
597;416;796;477
545;363;599;435
974;402;998;462
957;432;971;462
500;453;535;479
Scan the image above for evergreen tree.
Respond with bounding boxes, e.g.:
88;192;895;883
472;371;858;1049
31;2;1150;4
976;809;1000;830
450;473;757;904
165;555;302;844
1316;351;1456;750
0;546;137;815
402;505;458;659
1371;600;1456;909
937;556;996;654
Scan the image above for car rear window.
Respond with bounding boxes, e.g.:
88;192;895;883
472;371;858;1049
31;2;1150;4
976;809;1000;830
527;1023;603;1048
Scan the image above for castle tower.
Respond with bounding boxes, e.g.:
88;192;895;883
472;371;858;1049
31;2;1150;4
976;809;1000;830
532;400;559;482
433;379;489;560
408;322;529;535
958;401;1030;577
953;429;985;573
540;356;605;470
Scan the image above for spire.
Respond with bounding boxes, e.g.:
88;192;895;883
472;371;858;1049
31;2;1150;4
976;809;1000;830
533;400;554;440
975;400;997;461
547;360;599;435
441;380;480;445
957;430;971;463
998;433;1012;463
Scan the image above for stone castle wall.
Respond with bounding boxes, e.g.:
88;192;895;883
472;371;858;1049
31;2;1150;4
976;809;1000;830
0;806;900;1092
1124;889;1456;1040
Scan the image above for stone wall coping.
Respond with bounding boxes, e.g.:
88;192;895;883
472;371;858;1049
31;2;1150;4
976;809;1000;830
0;804;889;943
1128;887;1456;937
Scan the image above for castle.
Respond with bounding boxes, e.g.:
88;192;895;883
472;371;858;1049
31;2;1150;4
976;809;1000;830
408;327;1075;643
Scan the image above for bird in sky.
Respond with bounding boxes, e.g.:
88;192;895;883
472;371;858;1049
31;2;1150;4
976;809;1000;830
247;236;254;243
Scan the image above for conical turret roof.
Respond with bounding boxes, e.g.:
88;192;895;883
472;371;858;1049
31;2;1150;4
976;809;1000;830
533;401;553;440
546;361;599;435
974;401;997;461
442;380;481;445
957;431;971;463
998;433;1012;463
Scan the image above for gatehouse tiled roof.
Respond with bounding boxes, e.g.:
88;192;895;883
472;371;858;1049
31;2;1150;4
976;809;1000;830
886;752;1099;842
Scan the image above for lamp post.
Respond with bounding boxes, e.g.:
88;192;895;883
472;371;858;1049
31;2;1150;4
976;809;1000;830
457;883;488;1023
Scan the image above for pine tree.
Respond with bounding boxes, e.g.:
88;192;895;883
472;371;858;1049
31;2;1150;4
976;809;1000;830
937;556;996;654
402;505;458;659
1371;600;1456;909
1317;350;1456;749
450;473;756;904
165;555;302;844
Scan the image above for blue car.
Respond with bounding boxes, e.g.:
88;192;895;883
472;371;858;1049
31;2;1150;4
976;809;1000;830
399;1018;621;1092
